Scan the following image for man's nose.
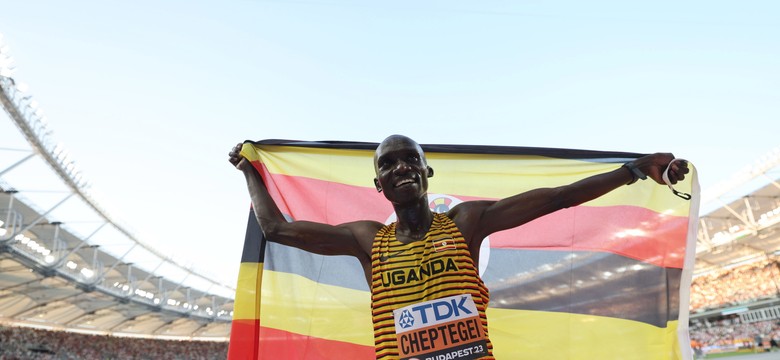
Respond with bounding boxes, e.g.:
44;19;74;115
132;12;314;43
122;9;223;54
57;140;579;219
393;160;411;175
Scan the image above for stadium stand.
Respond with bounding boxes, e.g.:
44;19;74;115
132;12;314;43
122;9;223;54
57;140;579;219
688;256;780;355
0;324;227;359
689;317;780;354
685;162;780;356
690;257;780;312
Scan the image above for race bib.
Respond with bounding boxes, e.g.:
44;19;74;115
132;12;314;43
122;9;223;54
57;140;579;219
393;294;488;360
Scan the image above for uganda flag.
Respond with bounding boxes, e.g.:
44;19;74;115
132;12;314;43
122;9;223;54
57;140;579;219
227;139;700;360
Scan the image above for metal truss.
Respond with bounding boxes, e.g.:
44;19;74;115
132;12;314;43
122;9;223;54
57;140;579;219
695;149;780;274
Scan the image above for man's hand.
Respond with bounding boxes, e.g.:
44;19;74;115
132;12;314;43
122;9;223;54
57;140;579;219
633;153;689;185
229;143;251;171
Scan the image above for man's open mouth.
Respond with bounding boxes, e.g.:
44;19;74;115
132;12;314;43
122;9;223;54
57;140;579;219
395;178;416;187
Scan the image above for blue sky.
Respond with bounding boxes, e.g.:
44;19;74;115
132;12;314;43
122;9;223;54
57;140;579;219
1;1;778;289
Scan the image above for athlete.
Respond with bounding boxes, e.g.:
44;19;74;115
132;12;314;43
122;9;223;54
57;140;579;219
228;134;689;359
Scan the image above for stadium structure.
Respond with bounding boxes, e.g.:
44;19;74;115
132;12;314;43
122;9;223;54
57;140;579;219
690;156;780;325
0;38;233;340
1;33;780;352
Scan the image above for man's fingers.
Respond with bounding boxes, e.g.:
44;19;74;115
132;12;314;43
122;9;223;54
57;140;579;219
668;172;685;184
228;143;248;169
234;157;251;170
672;161;690;175
667;163;688;184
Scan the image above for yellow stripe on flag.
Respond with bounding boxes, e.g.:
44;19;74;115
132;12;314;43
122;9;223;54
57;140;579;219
232;262;263;321
488;308;683;360
258;269;374;347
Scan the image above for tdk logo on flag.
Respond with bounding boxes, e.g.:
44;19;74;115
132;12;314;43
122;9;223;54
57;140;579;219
393;295;479;334
399;310;415;329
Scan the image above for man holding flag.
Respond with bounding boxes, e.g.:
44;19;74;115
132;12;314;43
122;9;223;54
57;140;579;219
229;134;689;360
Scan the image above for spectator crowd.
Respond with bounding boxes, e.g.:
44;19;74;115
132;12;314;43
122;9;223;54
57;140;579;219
689;257;780;312
689;318;780;354
688;256;780;355
0;325;227;360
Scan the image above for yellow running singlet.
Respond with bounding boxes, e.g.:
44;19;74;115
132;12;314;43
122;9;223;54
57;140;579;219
371;213;494;360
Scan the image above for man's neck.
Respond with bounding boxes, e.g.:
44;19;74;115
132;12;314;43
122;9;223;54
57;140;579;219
393;196;433;244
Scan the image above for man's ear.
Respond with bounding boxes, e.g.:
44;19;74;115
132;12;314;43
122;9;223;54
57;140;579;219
427;166;434;178
374;178;382;193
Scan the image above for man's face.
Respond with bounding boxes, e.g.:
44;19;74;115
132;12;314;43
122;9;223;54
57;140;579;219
374;136;432;204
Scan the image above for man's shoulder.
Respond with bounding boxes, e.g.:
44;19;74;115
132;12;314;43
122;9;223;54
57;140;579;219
339;220;385;255
446;200;495;242
446;200;491;221
341;220;385;237
343;219;385;227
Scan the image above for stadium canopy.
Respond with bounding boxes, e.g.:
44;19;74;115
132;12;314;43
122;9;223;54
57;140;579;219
696;151;780;273
0;43;232;338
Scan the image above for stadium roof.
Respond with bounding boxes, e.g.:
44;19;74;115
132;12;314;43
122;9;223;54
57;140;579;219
1;66;232;338
696;176;780;273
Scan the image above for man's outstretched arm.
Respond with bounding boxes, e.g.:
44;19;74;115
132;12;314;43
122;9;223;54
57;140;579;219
451;152;689;245
229;143;378;259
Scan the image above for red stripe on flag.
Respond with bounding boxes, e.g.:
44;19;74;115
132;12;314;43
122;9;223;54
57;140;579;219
256;162;393;224
257;325;374;359
228;319;260;360
490;206;689;269
229;320;374;359
257;165;687;268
